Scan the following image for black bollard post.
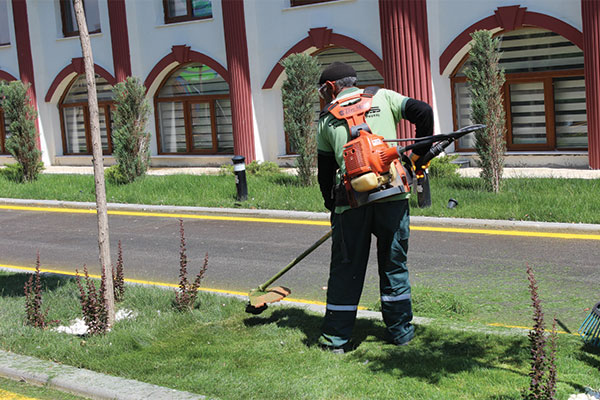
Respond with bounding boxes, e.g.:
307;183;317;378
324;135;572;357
232;155;248;201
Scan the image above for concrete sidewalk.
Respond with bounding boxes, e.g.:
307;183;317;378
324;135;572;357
38;165;600;179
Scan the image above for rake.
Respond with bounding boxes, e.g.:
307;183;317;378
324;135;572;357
578;301;600;346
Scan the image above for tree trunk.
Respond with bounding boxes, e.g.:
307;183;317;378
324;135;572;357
73;0;115;326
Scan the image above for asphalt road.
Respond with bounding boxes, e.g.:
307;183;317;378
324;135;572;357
1;206;599;317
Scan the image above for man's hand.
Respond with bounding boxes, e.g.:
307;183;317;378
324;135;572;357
410;153;430;170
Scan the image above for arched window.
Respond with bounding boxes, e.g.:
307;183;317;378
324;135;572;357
60;74;114;154
284;47;383;154
452;27;586;151
155;63;232;154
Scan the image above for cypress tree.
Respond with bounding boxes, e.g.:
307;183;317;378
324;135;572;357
465;30;506;193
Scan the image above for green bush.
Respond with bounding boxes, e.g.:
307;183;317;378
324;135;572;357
0;162;43;183
111;77;151;184
0;81;42;182
429;154;461;178
246;161;280;176
219;161;281;176
105;165;128;185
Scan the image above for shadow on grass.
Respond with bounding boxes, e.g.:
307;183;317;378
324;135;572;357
245;308;526;383
0;273;74;297
578;343;600;370
245;307;589;394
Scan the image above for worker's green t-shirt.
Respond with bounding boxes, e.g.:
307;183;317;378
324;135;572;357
317;87;410;214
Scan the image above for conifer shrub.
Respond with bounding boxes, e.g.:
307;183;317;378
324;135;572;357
281;53;320;186
0;81;43;182
465;30;506;193
110;77;151;184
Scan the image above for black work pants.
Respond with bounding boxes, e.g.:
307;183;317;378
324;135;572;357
319;199;414;348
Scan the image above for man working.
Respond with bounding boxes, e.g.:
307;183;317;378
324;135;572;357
316;61;433;352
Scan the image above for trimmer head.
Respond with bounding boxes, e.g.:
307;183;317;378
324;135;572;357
245;286;291;315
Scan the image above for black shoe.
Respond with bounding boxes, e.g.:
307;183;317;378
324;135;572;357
318;341;356;354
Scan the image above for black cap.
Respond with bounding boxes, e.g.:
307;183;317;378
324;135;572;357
318;62;357;85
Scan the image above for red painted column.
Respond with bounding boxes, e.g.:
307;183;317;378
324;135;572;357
582;0;600;169
11;0;40;149
107;0;132;82
379;0;433;139
221;0;256;161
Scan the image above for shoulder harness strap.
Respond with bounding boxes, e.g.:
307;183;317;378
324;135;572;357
324;86;380;139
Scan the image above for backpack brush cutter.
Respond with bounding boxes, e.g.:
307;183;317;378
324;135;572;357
245;230;332;315
244;124;486;315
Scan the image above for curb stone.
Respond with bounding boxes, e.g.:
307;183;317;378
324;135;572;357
1;197;599;233
0;350;208;400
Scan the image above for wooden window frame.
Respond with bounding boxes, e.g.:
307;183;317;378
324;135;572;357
155;95;230;155
451;69;586;152
163;0;212;24
290;0;337;7
59;0;101;38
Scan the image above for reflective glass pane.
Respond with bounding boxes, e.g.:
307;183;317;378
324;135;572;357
192;0;212;18
215;99;233;152
99;107;110;152
510;82;546;145
63;106;87;154
454;81;476;148
554;77;587;148
191;102;212;150
0;1;10;45
167;0;188;17
84;0;101;32
158;102;186;153
63;74;113;104
158;63;228;97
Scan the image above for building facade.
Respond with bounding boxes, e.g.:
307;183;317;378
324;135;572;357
0;0;598;169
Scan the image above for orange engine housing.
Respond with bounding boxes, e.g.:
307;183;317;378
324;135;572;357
343;131;400;179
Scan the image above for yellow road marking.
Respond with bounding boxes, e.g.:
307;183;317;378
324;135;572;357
411;225;600;241
0;263;347;310
0;205;329;226
1;204;599;240
486;322;579;336
0;263;581;335
0;389;37;400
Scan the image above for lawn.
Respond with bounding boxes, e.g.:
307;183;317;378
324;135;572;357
1;172;600;223
0;271;599;400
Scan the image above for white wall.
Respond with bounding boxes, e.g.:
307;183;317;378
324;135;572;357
245;0;381;162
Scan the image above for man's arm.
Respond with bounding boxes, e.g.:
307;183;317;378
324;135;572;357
403;98;434;156
317;151;337;212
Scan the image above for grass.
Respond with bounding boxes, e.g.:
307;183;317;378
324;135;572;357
1;173;600;223
0;271;599;399
0;376;89;400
